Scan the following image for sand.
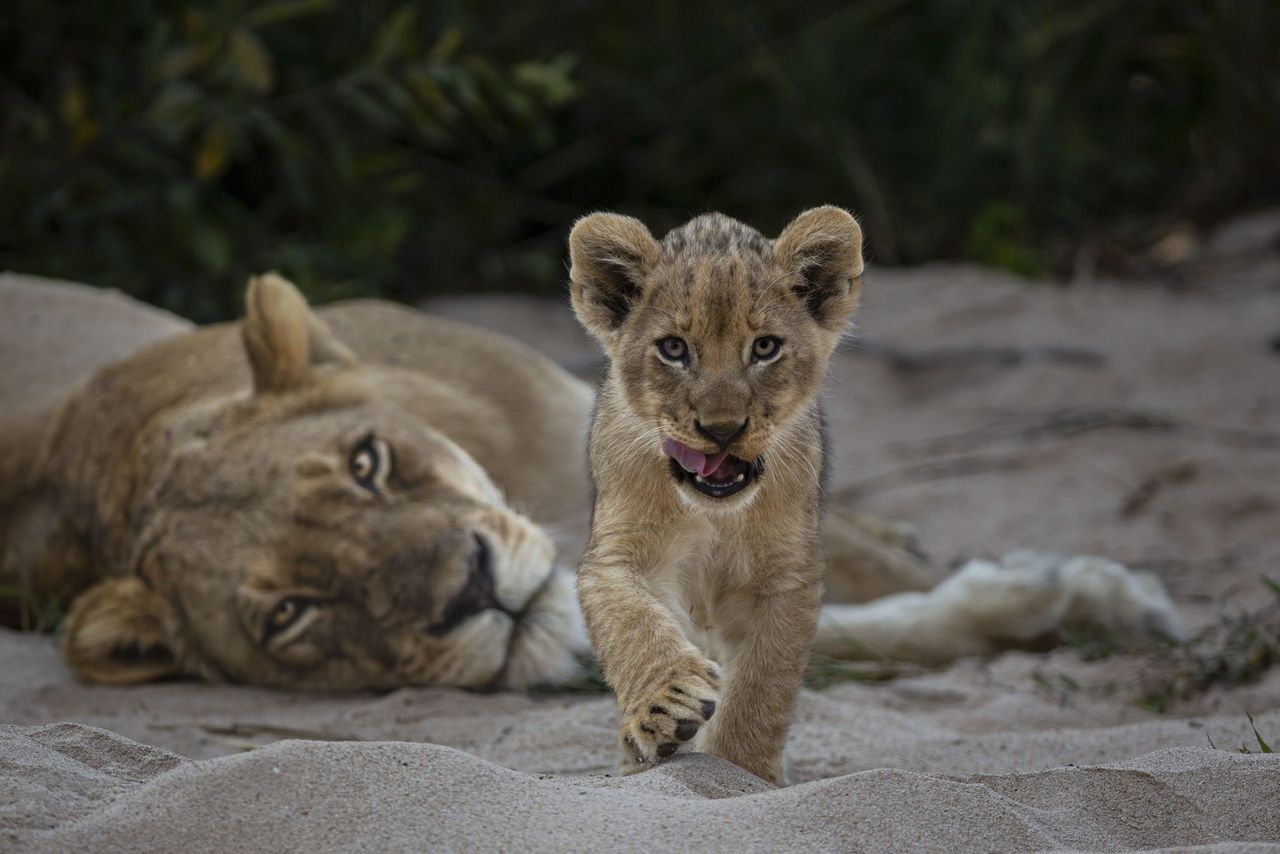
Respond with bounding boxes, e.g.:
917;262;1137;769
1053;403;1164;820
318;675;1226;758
4;723;1277;852
3;212;1280;851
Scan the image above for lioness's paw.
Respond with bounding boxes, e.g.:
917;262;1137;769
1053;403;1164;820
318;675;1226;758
618;657;720;773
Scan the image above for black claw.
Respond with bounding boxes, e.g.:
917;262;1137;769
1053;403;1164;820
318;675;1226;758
675;720;699;741
701;700;717;720
656;742;678;758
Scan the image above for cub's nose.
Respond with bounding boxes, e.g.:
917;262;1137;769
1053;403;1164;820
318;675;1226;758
695;419;748;450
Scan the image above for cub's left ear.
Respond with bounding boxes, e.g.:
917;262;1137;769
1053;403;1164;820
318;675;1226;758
61;578;182;684
773;206;864;329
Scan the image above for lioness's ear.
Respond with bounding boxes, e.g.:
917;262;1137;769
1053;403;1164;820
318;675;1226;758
62;578;182;684
773;206;864;329
568;213;661;341
242;272;357;393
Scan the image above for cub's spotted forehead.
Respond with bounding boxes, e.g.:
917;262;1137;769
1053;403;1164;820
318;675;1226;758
660;213;771;261
646;215;791;334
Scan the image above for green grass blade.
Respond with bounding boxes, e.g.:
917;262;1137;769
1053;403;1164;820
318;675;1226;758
1246;712;1273;754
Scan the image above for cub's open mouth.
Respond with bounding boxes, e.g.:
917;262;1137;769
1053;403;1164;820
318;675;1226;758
662;437;760;499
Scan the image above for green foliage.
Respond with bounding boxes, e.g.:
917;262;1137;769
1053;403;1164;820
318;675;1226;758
2;1;1277;318
1032;668;1083;708
1207;714;1276;754
0;0;574;319
0;585;65;633
1140;577;1280;713
1247;712;1274;753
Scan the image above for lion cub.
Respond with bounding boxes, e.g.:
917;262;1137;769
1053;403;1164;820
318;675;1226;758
569;206;863;784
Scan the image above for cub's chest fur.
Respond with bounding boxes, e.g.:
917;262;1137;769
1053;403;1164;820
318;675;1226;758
641;512;763;655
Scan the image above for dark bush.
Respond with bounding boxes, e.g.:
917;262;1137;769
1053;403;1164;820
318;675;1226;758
2;1;1277;320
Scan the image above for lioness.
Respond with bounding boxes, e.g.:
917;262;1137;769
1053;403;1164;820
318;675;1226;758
0;271;1182;699
1;274;590;688
570;207;860;783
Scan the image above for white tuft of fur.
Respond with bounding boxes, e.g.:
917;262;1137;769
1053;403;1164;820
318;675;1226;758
812;551;1185;666
499;568;588;689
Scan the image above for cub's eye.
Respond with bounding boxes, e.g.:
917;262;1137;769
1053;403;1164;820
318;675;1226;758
265;596;311;640
752;336;783;363
656;336;689;365
349;434;390;492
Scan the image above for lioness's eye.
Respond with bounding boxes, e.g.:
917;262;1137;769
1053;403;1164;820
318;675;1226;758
656;336;688;365
752;336;783;363
265;597;310;639
349;434;390;492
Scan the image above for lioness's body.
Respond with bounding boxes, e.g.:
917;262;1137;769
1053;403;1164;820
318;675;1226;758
1;275;592;688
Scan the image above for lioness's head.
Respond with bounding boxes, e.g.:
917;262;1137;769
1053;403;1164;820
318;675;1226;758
62;275;582;689
569;207;862;507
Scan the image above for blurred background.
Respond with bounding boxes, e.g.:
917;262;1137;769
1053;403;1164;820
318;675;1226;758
2;0;1278;320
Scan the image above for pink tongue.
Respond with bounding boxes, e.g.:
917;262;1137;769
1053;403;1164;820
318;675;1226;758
662;438;729;478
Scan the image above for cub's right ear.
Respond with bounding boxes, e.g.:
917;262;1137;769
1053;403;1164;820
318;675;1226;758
568;213;661;341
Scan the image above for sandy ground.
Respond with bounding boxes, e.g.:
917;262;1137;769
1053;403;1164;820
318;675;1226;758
5;723;1278;853
3;214;1280;851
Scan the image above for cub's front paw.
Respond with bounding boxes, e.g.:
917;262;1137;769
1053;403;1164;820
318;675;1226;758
618;657;721;774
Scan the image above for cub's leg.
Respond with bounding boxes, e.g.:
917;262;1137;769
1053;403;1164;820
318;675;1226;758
577;542;720;775
699;559;824;785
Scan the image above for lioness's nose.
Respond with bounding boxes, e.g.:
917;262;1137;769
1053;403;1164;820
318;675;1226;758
695;419;748;450
429;534;499;635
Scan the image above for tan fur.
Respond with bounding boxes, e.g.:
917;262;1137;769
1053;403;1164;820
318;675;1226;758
570;207;864;784
61;577;184;684
2;274;592;689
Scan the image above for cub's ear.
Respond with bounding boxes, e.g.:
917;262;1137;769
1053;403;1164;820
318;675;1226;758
242;272;357;393
773;206;864;329
568;213;661;341
61;578;182;684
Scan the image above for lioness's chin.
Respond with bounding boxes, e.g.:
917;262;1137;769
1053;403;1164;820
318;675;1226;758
497;568;587;689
